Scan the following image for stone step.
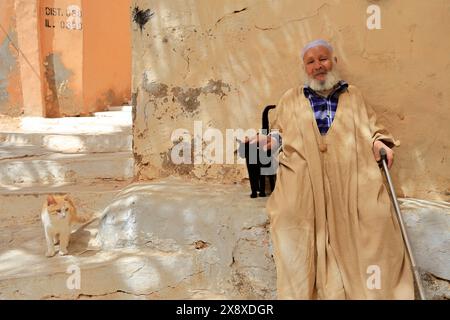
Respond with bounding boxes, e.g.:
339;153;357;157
93;111;132;120
97;179;450;300
0;132;132;153
0;178;448;299
0;179;271;300
0;151;134;188
18;116;131;133
107;106;132;112
0;240;226;300
0;180;131;228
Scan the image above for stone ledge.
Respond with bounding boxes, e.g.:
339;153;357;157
0;178;448;299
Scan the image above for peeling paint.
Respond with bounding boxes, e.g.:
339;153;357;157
43;53;74;117
165;80;232;115
202;79;231;99
131;88;138;123
133;152;145;167
134;150;152;180
142;71;169;99
194;240;210;250
140;70;232;117
143;81;168;99
160;139;195;176
95;89;117;109
0;30;17;102
171;87;202;114
44;54;73;94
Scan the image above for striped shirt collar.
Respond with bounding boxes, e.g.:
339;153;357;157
303;80;348;135
303;80;348;98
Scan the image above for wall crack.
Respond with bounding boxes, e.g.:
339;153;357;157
215;7;249;26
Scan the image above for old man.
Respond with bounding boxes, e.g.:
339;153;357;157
252;39;414;299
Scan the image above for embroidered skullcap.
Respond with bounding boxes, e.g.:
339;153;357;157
301;39;333;59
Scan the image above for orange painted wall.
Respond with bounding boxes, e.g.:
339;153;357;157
82;0;132;114
0;0;24;116
38;0;84;117
15;0;44;116
0;0;131;118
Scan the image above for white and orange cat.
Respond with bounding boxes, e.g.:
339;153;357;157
41;194;90;257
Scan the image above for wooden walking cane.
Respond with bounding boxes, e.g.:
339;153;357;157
379;148;426;300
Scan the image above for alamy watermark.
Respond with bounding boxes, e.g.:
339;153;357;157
367;5;382;30
66;264;81;290
366;265;382;290
170;121;280;174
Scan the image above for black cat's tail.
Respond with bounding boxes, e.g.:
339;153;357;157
262;105;276;133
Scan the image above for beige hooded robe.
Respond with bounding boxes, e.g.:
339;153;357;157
266;85;415;299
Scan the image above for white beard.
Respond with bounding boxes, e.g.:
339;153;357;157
304;68;341;92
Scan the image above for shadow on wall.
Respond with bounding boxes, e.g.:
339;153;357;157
131;1;320;183
131;1;449;201
39;0;78;118
0;23;22;116
134;1;316;127
43;53;74;118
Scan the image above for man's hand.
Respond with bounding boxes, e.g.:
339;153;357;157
244;134;277;151
373;140;394;169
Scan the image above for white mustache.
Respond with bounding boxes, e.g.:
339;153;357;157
304;68;341;92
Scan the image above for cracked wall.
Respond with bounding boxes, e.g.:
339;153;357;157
132;0;450;200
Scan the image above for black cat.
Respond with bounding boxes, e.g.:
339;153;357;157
238;105;278;198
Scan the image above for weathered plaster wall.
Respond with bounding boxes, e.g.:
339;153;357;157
0;0;24;116
132;0;450;201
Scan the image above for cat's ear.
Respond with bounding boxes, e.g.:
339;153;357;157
47;195;57;205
